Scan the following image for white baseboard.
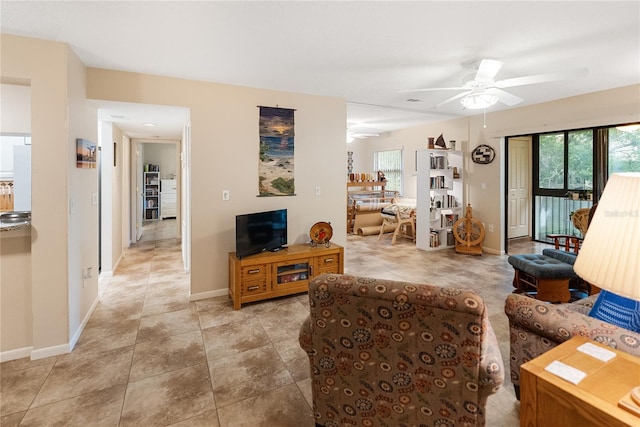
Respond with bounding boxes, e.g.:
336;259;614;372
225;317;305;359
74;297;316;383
2;295;100;362
2;342;72;362
100;251;123;278
31;343;70;360
69;295;100;351
112;251;123;274
0;346;33;363
190;288;227;301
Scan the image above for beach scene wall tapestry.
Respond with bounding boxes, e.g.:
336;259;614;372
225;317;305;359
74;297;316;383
258;106;295;196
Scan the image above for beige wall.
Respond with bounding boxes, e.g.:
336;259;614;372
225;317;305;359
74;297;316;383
2;34;71;354
354;84;640;254
1;34;98;358
143;141;179;180
1;84;31;133
0;233;32;354
66;47;99;345
87;68;347;297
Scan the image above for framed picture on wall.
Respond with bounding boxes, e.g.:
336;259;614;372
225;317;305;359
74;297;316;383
76;138;96;169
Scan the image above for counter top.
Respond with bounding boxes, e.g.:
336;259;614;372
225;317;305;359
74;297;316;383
0;211;32;235
0;220;31;231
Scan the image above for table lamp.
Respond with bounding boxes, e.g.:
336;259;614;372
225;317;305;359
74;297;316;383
573;172;640;407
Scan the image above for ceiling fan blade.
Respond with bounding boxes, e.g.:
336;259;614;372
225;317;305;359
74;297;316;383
486;88;524;106
475;59;504;82
398;86;466;93
435;90;472;108
495;68;588;88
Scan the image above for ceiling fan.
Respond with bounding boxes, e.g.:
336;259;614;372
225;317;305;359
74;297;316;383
402;59;587;109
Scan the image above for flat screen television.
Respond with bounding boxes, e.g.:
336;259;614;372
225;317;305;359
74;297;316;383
235;209;288;259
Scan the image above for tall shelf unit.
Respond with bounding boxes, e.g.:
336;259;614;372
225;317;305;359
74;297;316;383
416;149;464;251
144;171;160;220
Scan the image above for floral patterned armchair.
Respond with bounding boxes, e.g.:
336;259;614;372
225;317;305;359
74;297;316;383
299;273;504;427
505;293;640;399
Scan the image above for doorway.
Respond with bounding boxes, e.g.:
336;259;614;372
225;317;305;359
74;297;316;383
97;101;190;276
137;140;180;243
505;136;532;249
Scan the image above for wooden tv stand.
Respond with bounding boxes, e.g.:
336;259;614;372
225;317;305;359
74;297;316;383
228;243;344;309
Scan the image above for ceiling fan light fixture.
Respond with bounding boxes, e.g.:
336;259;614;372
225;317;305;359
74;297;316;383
460;93;499;110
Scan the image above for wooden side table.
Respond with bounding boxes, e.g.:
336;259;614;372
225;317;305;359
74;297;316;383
520;336;640;426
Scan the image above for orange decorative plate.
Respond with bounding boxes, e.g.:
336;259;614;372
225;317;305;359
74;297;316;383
310;221;333;247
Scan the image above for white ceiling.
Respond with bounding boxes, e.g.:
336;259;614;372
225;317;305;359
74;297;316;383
2;1;639;139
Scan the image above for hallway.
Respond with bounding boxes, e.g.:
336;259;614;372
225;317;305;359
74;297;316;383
139;218;177;243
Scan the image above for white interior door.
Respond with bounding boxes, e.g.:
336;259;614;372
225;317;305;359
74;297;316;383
508;137;530;239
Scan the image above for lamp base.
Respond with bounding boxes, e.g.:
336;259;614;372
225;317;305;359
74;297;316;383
618;386;640;416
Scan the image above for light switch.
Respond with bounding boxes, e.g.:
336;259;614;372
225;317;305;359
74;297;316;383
222;190;230;201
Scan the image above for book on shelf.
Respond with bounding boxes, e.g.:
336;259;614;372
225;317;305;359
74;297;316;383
430;194;458;210
430;155;447;170
430;230;440;247
430;175;446;189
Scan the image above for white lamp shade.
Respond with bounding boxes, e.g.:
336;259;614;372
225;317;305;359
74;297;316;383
574;173;640;301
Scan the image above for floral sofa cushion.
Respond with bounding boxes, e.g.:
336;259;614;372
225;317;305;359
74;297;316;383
299;273;504;427
504;293;640;394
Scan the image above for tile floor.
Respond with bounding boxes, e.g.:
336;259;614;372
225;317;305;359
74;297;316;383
1;231;545;426
140;218;178;242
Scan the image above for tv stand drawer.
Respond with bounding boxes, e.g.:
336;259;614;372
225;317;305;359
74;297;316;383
242;282;268;296
241;264;267;282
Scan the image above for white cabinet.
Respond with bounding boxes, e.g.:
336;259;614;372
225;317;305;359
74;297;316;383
161;179;177;219
416;149;464;251
144;172;160;220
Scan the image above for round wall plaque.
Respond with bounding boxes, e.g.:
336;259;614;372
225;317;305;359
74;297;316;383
471;144;495;164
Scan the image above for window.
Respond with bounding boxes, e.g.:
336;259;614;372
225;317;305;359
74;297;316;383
374;149;402;193
609;126;640;174
568;129;594;190
537;130;594;192
538;133;565;189
533;130;594;241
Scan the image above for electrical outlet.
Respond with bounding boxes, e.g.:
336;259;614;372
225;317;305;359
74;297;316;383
488;224;494;232
222;190;230;201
